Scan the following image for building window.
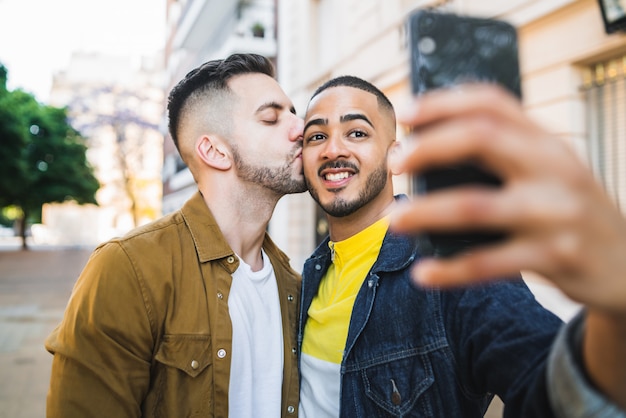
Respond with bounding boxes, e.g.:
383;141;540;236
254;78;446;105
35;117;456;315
582;55;626;212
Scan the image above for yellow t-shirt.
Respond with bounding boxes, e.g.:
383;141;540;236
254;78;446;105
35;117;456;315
299;216;389;418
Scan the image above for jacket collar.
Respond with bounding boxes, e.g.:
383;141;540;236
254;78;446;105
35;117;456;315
180;192;233;263
180;191;291;267
307;195;419;273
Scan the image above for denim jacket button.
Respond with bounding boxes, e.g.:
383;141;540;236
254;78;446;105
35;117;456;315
315;264;322;271
391;379;401;405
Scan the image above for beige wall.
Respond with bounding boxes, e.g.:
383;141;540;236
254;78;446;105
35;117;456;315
274;3;624;414
276;0;626;270
519;0;626;157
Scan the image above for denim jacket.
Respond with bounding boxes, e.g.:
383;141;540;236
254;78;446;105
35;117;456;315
299;198;569;417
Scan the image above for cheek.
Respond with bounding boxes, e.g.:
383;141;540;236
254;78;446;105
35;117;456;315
301;152;318;177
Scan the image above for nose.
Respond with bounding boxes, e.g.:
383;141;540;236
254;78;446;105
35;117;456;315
290;115;304;143
321;134;349;160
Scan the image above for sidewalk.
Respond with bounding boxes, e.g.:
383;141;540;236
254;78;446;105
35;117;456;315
0;239;580;417
0;243;93;418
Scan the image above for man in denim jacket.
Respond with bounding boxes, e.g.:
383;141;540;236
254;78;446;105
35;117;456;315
298;76;626;417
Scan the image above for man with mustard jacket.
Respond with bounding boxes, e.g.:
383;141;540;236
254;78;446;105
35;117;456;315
46;53;306;418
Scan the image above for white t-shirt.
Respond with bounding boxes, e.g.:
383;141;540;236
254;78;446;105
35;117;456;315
228;250;284;418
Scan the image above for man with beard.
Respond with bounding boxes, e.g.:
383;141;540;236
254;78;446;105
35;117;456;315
298;76;626;417
46;54;307;418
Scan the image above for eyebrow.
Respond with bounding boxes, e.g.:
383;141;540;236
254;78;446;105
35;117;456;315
256;101;297;115
304;117;327;133
304;113;374;133
340;113;374;127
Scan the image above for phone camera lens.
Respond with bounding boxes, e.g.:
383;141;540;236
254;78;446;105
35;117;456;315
418;36;436;55
421;15;434;29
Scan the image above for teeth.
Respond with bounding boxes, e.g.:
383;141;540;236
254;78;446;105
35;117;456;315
325;172;351;181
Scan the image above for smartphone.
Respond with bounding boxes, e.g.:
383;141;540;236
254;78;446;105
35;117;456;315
408;10;521;258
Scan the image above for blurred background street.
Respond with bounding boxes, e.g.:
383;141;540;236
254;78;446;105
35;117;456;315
0;0;623;416
0;240;93;418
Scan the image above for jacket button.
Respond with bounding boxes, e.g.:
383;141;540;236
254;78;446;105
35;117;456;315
287;294;294;302
315;264;322;271
390;379;401;405
291;347;297;355
190;360;199;370
287;405;295;414
227;256;235;264
217;348;227;358
217;292;223;299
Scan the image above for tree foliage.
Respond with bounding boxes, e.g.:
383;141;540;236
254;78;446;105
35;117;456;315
0;64;100;248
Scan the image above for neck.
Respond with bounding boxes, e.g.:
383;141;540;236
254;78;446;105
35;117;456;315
200;181;280;272
328;195;396;242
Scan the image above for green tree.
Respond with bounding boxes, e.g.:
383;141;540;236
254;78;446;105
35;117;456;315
0;65;32;207
0;64;100;249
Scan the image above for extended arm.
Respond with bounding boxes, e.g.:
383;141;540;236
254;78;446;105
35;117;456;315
390;84;626;411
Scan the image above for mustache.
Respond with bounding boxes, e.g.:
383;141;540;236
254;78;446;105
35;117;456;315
317;160;359;176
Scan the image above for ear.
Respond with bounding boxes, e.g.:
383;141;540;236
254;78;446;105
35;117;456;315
388;140;404;176
195;135;232;171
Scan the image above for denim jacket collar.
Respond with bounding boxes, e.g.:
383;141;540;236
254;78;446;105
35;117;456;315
307;195;418;274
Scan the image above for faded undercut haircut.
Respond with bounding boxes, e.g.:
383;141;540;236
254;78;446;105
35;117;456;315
167;53;275;158
309;75;396;126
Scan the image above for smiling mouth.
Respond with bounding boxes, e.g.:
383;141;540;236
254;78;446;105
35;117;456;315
319;161;358;183
325;172;351;181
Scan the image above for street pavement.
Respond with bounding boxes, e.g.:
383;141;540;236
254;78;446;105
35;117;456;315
0;240;93;418
0;238;580;418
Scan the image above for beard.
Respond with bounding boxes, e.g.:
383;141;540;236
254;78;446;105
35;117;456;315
232;145;307;195
307;162;388;218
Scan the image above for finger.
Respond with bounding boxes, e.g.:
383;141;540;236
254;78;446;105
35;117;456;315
396;113;541;182
390;183;573;235
398;83;524;129
412;237;546;288
391;189;507;233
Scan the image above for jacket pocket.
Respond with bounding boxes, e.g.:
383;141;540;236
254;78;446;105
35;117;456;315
360;351;435;417
154;334;212;377
146;334;213;417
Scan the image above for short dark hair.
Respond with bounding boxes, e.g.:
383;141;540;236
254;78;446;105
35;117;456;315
167;53;275;149
309;75;395;116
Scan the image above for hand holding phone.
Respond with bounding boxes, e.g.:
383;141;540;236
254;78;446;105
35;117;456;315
408;10;521;258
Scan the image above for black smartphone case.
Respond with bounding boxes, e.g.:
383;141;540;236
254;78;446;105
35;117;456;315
408;10;520;257
409;10;521;97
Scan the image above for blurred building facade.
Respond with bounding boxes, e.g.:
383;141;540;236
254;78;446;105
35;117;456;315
275;0;626;267
161;0;625;271
276;1;624;414
159;1;623;410
161;0;316;268
41;52;165;245
162;0;279;213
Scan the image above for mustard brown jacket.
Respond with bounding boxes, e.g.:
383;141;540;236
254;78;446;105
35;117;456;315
45;192;301;417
